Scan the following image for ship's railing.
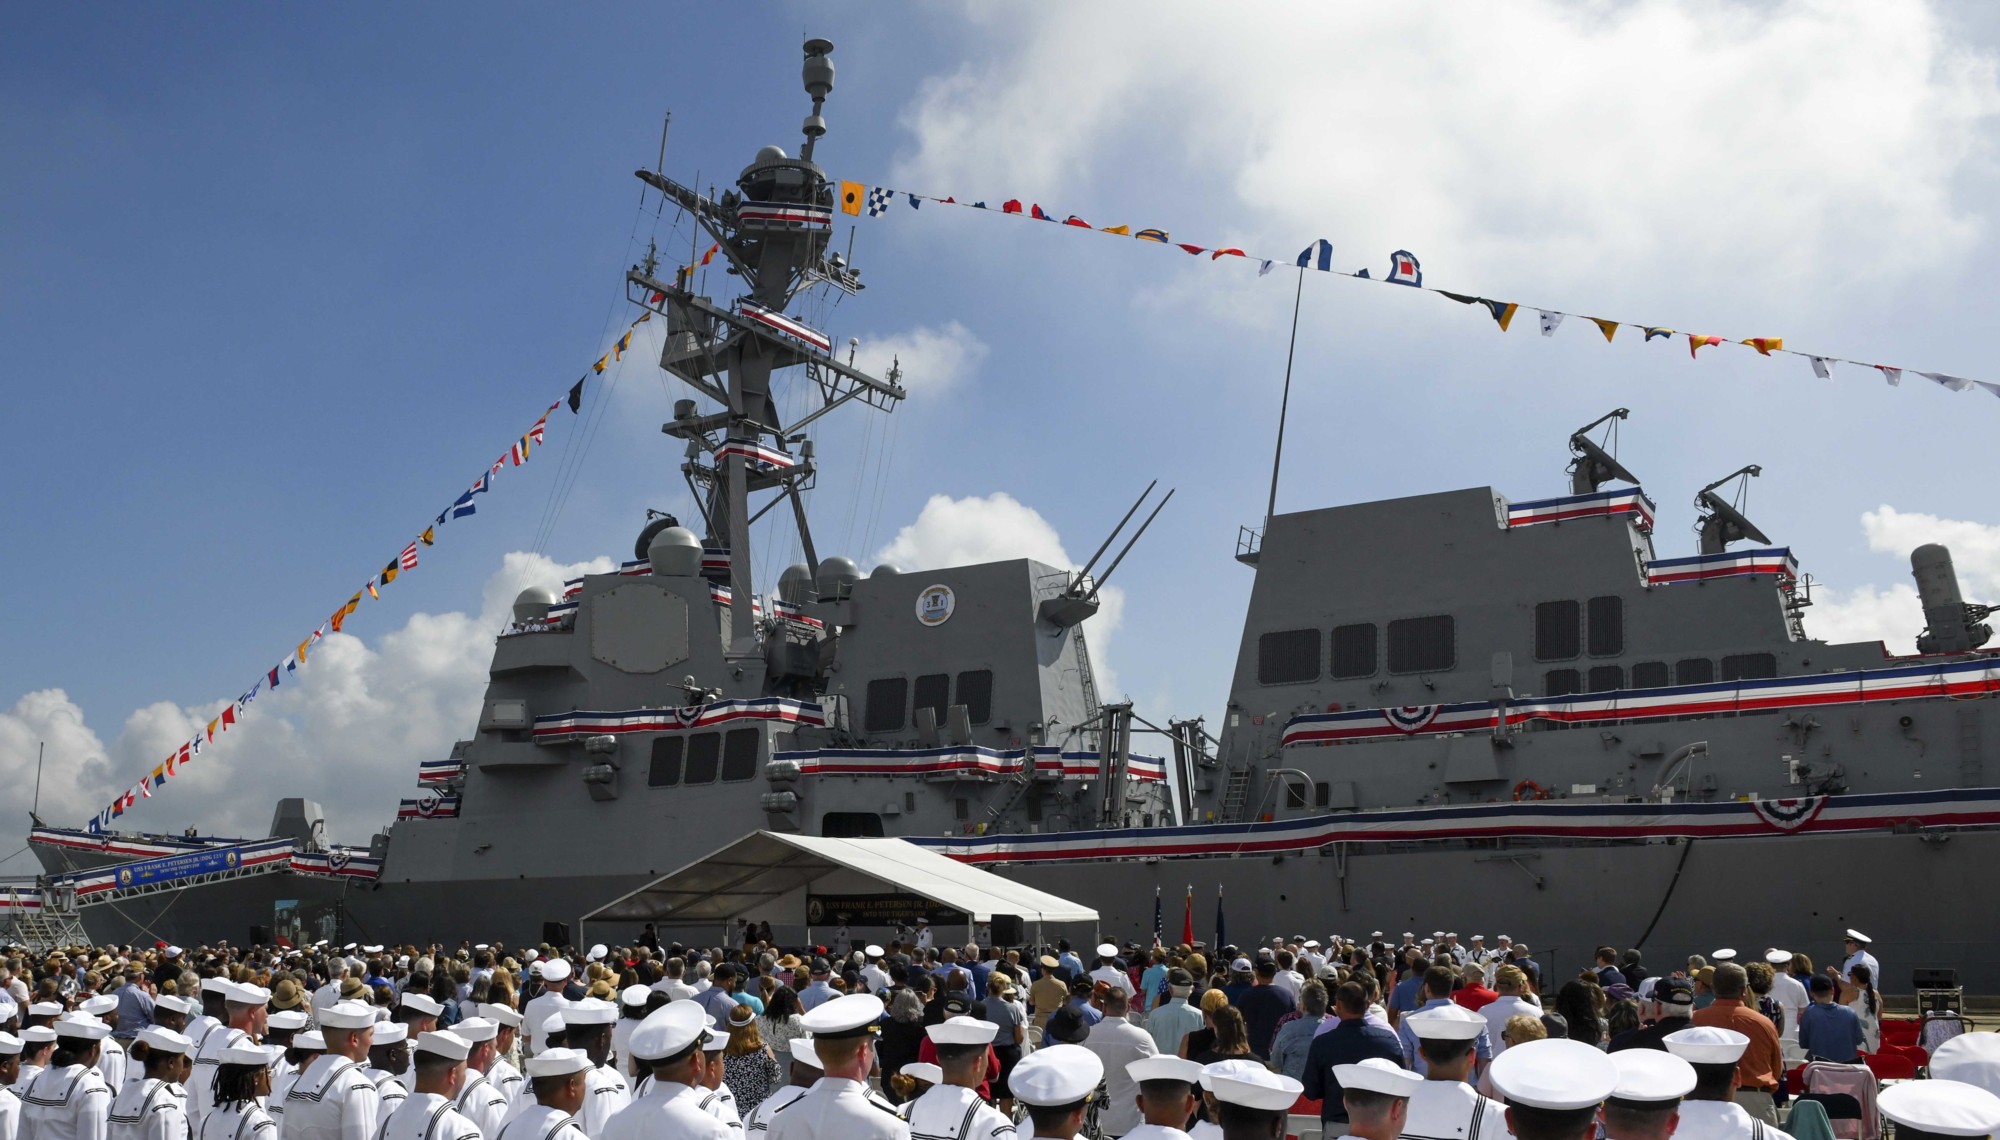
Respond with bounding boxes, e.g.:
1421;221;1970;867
1235;525;1262;566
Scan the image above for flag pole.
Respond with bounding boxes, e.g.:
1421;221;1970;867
1263;266;1308;529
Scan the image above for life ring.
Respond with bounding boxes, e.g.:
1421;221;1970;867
1325;701;1343;712
1512;779;1548;802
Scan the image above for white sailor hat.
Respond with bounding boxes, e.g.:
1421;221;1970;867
1422;938;1436;946
587;944;607;962
1128;1056;1205;1085
79;995;117;1016
798;993;884;1039
540;1013;565;1037
620;985;651;1008
1845;929;1872;944
479;1003;524;1028
865;945;885;959
0;1032;19;1056
1304;940;1320;949
0;998;15;1020
1433;930;1446;938
294;1031;326;1052
221;1042;282;1067
372;1022;409;1045
1470;934;1486;941
26;1000;61;1016
54;1013;109;1041
629;1002;707;1062
1406;1004;1488;1040
1488;1038;1619;1109
915;917;929;924
154;994;195;1016
1881;1080;2000;1137
1403;931;1414;938
230;981;273;1005
1930;1034;2000;1098
1765;949;1794;965
20;1026;56;1045
453;1017;497;1044
564;998;617;1026
1609;1049;1698;1103
1371;931;1384;939
1211;1066;1304;1112
1096;943;1119;959
416;1030;471;1061
317;1000;377;1029
399;992;443;1017
1333;1057;1423;1098
927;1016;998;1046
1663;1026;1749;1065
1201;1058;1270;1091
902;1062;942;1086
525;1047;593;1079
197;979;229;997
1447;932;1458;938
1711;948;1738;963
1498;933;1512;941
1011;1044;1104;1106
540;959;573;983
268;1010;310;1031
787;1038;822;1069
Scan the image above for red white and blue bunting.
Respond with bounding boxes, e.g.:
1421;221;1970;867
1643;547;1799;586
1507;487;1656;533
397;793;462;820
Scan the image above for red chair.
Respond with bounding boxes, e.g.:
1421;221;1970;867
1880;1019;1920;1047
1864;1052;1917;1081
1880;1042;1928;1068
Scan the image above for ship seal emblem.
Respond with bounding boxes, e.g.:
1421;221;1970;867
226;850;239;868
915;585;956;626
1383;706;1440;734
118;867;133;887
1752;795;1826;832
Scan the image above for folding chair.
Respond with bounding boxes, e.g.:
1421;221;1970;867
1803;1060;1880;1140
1863;1052;1916;1081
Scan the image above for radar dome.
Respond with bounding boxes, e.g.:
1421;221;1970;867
816;556;861;600
871;563;904;578
633;515;682;561
512;586;559;625
777;563;816;604
754;145;789;164
648;526;703;578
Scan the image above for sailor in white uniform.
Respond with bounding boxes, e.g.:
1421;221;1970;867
265;1013;311;1090
767;994;906;1140
22;1014;115;1140
600;1002;733;1140
475;1008;524;1108
15;1027;57;1100
1121;1056;1204;1140
1005;1045;1099;1140
1839;931;1881;992
0;1030;24;1140
377;1033;480;1140
445;1019;507;1138
363;1024;413;1127
1205;1064;1303;1140
1485;1038;1618;1140
1763;952;1808;1046
1878;1077;2000;1140
1662;1028;1796;1140
493;1050;590;1140
195;1043;281;1140
282;1000;384;1140
388;999;443;1085
522;966;572;1060
901;1017;1014;1140
690;1026;738;1129
1088;944;1137;1003
76;1001;125;1095
1603;1048;1698;1140
106;1027;191;1140
185;982;230;1071
270;1031;325;1136
1331;1058;1422;1140
1402;1005;1508;1140
188;982;269;1135
742;1039;820;1136
555;999;627;1136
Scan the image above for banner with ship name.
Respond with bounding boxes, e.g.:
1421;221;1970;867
838;178;1996;407
805;893;967;927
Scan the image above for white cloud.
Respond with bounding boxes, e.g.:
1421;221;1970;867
873;492;1127;697
1809;505;2000;653
850;321;988;393
0;690;120;824
893;2;2000;299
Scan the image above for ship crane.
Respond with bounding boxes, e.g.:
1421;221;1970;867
1693;465;1770;554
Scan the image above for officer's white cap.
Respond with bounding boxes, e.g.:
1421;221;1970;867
154;994;195;1016
1880;1080;2000;1137
453;1017;497;1044
1128;1056;1205;1085
1210;1066;1304;1112
1846;929;1872;944
372;1022;409;1045
1663;1026;1749;1064
700;1025;728;1052
1488;1038;1619;1109
540;959;572;983
1011;1044;1103;1106
1711;948;1738;962
1096;943;1119;958
1333;1057;1422;1098
0;1032;19;1056
927;1016;998;1045
620;985;651;1008
865;945;884;958
564;998;617;1026
902;1062;942;1085
399;992;443;1017
221;1042;282;1066
786;1037;821;1069
628;1001;707;1061
294;1031;326;1051
479;1003;523;1028
1930;1034;2000;1098
317;1001;377;1029
587;944;608;962
798;993;884;1039
1406;1004;1487;1040
416;1030;471;1061
1304;940;1320;949
267;1010;309;1031
525;1047;593;1078
1609;1049;1697;1102
1766;949;1794;964
54;1013;109;1040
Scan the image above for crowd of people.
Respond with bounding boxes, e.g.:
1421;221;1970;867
0;922;1986;1140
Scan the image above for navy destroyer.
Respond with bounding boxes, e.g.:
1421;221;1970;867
24;38;2000;987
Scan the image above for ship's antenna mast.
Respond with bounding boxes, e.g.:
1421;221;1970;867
1263;267;1307;528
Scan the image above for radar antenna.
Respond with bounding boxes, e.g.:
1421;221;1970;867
1694;465;1770;554
1567;408;1638;494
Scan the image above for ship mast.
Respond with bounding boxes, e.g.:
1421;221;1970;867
625;37;904;668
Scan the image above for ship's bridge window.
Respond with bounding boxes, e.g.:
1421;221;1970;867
1330;624;1377;679
1631;661;1670;689
1387;615;1455;674
1534;601;1580;661
1544;669;1582;696
1721;653;1778;681
913;674;951;726
1257;629;1321;685
1587;665;1624;693
956;670;994;725
1588;596;1625;656
1676;658;1715;685
684;732;721;784
647;737;684;787
720;728;759;782
864;677;908;733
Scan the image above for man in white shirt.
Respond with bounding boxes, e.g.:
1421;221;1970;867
1479;966;1543;1057
1079;989;1157;1138
523;961;573;1057
1765;951;1809;1045
1840;931;1881;992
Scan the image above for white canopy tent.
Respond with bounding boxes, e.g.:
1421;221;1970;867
578;830;1098;944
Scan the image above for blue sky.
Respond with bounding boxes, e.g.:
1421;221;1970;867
8;2;2000;840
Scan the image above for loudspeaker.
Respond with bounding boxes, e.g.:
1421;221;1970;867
543;921;572;947
1914;968;1959;989
988;915;1024;946
249;925;269;946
